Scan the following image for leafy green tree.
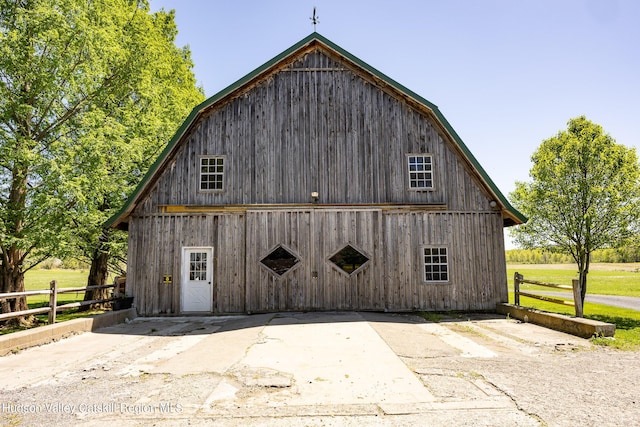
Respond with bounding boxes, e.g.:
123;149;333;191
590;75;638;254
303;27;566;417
74;6;204;308
0;0;203;323
510;116;640;315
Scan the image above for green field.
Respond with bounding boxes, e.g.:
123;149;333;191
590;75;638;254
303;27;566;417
23;268;90;305
507;263;640;297
506;263;640;350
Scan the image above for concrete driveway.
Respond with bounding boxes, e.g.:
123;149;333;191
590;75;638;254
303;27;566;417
1;312;638;426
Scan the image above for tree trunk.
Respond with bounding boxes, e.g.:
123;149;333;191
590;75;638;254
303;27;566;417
1;158;33;325
575;253;590;318
0;250;32;327
81;230;111;311
573;248;590;318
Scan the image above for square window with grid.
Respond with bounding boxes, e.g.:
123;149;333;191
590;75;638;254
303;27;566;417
408;155;433;189
423;247;448;282
189;252;208;281
200;156;224;191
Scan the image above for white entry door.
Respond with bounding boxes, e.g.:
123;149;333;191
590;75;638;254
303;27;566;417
181;247;213;313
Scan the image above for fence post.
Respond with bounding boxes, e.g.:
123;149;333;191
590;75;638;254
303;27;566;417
514;272;523;306
48;280;58;324
572;279;584;318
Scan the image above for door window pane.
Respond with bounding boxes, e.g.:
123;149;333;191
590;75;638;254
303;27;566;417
190;252;208;280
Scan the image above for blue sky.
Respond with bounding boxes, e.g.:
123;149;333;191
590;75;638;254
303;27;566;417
150;0;640;246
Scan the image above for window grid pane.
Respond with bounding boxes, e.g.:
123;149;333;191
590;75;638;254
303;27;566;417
424;247;448;282
189;252;208;281
408;155;433;189
200;157;224;190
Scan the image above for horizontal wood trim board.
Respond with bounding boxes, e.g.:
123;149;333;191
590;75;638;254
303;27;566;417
159;204;448;213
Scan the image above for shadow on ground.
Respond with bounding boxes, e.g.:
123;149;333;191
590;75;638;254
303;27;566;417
93;311;508;337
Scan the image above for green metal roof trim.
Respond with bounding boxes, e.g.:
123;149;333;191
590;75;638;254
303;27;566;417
106;32;526;228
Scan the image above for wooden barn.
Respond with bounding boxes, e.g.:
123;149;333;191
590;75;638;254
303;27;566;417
107;33;526;316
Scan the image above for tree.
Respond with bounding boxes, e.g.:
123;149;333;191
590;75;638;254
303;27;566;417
74;7;204;308
510;116;640;316
0;0;203;323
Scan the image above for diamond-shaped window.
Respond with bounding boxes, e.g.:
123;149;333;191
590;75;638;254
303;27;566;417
260;245;300;276
329;245;369;275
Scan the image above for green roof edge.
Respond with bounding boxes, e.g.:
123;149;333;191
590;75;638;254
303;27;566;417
106;32;525;228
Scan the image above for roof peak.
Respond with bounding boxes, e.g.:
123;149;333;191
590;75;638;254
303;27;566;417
106;32;525;229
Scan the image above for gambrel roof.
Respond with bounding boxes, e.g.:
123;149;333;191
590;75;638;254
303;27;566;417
107;32;526;229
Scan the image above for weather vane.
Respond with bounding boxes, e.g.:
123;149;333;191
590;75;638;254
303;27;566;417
310;7;319;31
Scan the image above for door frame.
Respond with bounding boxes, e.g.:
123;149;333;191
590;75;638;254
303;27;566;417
181;246;214;313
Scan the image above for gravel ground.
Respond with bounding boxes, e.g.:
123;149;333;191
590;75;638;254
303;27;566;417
404;338;640;427
367;314;640;427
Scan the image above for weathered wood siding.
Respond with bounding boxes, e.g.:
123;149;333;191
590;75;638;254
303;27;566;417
383;211;507;311
127;213;245;315
136;49;492;213
127;209;505;315
245;209;385;312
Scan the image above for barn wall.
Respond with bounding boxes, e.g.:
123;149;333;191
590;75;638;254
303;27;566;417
137;49;493;215
382;211;507;311
127;209;506;315
127;213;245;315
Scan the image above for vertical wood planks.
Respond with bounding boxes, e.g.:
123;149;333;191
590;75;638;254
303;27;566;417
135;49;491;214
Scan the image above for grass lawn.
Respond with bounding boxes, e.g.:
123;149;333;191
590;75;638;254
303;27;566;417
25;269;114;321
23;268;90;305
507;263;640;297
507;263;640;350
0;269;103;335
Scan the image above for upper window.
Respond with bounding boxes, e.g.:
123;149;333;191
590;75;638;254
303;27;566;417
200;156;224;191
423;247;449;283
407;154;433;190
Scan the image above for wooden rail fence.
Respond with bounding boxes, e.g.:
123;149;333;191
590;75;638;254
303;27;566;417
514;272;583;317
0;281;116;325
